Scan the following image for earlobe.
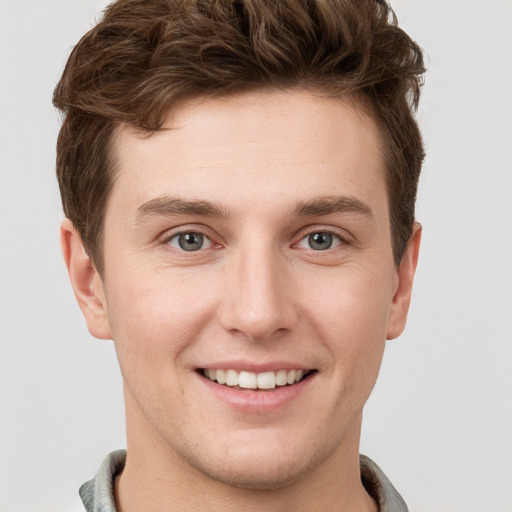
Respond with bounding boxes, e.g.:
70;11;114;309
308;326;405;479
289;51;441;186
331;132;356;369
386;223;422;340
60;218;112;340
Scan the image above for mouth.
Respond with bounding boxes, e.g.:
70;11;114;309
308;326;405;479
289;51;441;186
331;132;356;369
198;368;315;390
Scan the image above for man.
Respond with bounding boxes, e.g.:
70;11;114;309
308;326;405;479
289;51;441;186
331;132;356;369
54;0;425;510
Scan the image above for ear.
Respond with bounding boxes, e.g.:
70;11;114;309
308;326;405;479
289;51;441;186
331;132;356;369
386;223;422;340
60;218;112;340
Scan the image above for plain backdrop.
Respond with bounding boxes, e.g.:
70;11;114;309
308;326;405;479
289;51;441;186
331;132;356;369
1;1;511;511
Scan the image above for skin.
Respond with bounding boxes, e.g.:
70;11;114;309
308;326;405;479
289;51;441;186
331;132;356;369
62;89;421;512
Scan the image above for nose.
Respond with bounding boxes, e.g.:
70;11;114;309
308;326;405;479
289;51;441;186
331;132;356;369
218;243;298;342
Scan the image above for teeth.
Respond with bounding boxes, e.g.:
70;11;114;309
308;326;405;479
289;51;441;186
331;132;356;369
286;369;296;385
216;369;226;384
225;369;239;386
239;371;257;389
275;369;287;386
257;371;276;389
203;368;308;389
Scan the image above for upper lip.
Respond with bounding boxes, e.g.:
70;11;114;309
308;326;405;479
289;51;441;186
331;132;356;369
195;361;314;373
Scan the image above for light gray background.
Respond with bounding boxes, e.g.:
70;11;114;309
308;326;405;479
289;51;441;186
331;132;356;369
1;1;511;511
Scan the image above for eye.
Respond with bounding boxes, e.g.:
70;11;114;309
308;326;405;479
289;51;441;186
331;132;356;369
297;231;343;251
167;232;213;252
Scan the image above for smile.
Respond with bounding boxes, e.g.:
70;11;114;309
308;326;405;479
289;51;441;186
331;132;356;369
200;368;312;390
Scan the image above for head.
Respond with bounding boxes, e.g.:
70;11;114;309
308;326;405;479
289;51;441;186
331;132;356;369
54;0;424;276
55;0;425;498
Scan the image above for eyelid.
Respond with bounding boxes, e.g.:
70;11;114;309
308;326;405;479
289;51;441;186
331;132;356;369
292;225;353;248
158;225;222;252
157;224;352;253
296;232;342;251
167;232;213;251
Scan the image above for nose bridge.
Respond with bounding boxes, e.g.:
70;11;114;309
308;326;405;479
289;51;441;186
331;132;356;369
219;238;296;341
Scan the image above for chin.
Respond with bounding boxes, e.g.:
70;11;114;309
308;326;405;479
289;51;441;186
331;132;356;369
192;453;319;490
176;431;338;491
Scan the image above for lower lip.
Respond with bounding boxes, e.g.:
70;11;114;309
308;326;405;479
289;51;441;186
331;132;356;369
197;372;315;413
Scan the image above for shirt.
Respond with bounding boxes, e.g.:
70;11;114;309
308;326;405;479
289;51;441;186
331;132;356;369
79;450;408;511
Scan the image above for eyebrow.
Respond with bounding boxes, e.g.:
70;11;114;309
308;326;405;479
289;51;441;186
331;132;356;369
136;196;230;222
135;194;373;223
292;196;373;218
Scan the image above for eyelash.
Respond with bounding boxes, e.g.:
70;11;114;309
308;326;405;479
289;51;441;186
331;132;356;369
295;230;347;251
162;228;216;254
161;227;350;254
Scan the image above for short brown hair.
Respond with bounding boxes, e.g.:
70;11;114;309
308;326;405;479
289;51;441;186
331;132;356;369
54;0;425;274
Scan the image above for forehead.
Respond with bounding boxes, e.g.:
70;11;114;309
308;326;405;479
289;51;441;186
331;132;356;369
109;89;387;219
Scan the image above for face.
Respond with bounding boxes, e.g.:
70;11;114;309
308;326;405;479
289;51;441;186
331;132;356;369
66;90;419;490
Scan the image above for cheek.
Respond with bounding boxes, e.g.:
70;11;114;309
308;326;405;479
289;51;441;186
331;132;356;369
306;263;393;338
104;268;216;373
303;265;392;383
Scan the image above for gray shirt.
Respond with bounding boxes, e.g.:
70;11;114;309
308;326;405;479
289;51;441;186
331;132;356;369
79;450;408;511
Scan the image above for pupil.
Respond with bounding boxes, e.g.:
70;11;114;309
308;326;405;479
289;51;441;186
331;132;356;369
309;232;332;250
179;233;203;251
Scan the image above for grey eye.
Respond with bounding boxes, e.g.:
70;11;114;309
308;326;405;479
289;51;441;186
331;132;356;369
308;232;333;250
297;231;342;251
169;232;212;251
